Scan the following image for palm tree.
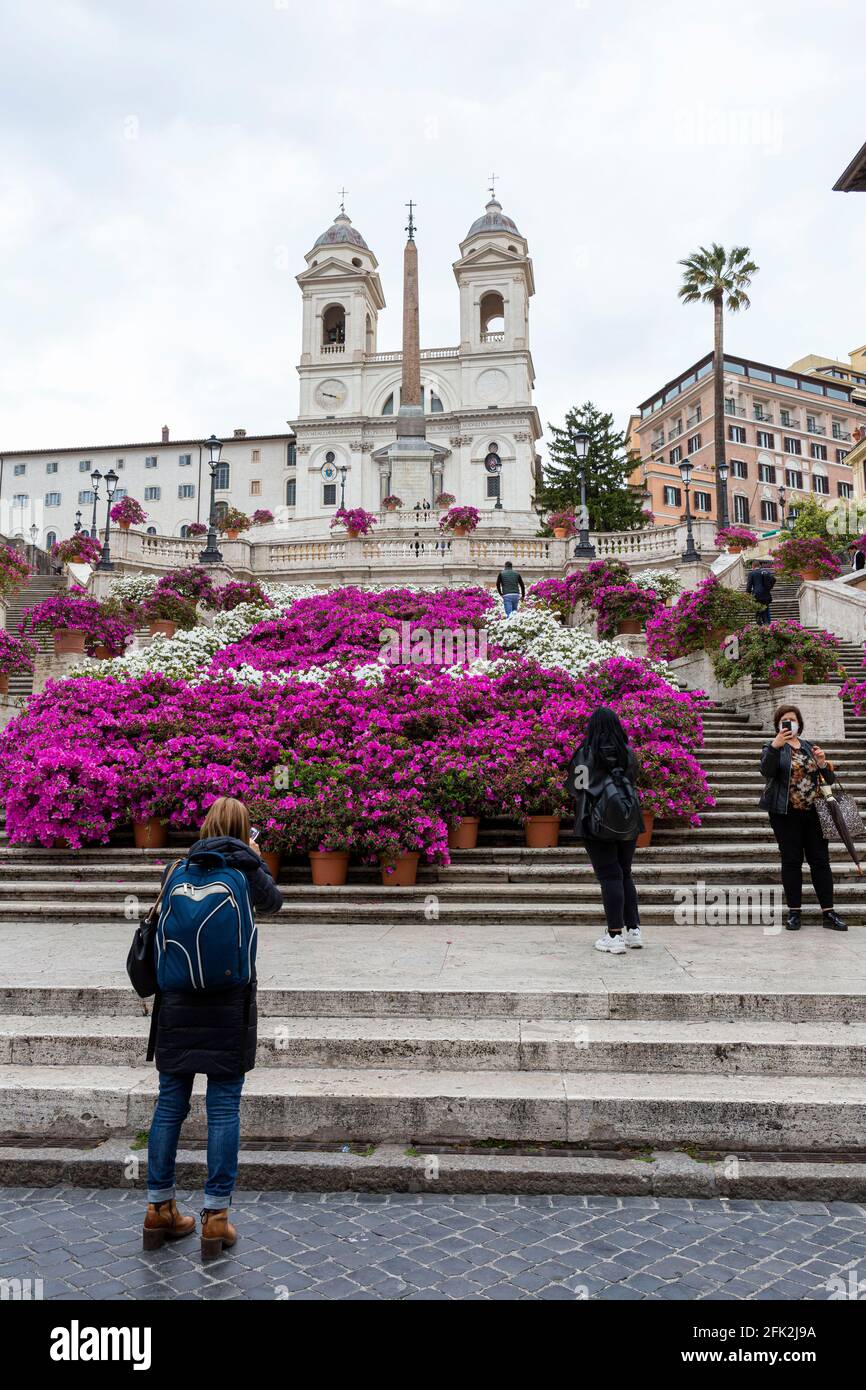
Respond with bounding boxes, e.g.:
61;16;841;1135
678;244;759;521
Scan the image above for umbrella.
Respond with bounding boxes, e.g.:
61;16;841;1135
818;779;864;876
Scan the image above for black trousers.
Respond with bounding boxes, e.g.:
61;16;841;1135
768;808;834;911
757;604;772;626
584;836;640;934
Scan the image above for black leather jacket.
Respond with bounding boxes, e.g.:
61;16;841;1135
759;738;836;815
567;743;638;837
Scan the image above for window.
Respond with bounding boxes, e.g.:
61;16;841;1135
786;469;803;490
756;431;775;450
733;495;750;523
322;304;346;346
780;409;793;427
687;434;702;454
146;526;157;536
287;442;297;468
13;464;26;476
178;484;195;499
325;451;336;464
323;483;337;506
693;490;711;512
731;459;748;480
724;398;737;415
250;480;261;496
758;462;776;483
811;443;827;461
430;392;444;413
12;493;28;506
46;461;58;474
144;486;161;501
145;456;158;469
761;500;778;522
46;532;57;549
838;481;854;499
286;477;297;507
251;449;261;464
832;422;846;440
44;492;61;507
784;437;801;455
836;449;849;464
382;393;395;416
806;415;820;432
79;460;91;472
663;485;681;507
213;463;230;490
486;475;501;500
813;474;829;495
728;425;746;444
116;459;124;470
178;454;192;467
78;490;94;504
113;487;127;500
670;446;682;465
480;291;505;338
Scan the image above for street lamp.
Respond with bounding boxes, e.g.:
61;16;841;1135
90;468;102;539
717;460;730;531
778;483;788;532
572;430;596;559
679;459;700;563
97;469;119;571
199;435;224;566
29;523;38;567
339;465;348;510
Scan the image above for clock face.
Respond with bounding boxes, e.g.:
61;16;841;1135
316;378;348;409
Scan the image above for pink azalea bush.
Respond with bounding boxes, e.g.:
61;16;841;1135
714;525;759;550
252;509;275;526
0;543;31;598
51;535;103;567
0;630;37;675
547;511;578;536
439;506;480;534
590;583;661;639
774;536;841;580
646;575;763;660
330;507;377;537
155;567;217;607
110;497;147;527
19;591;105;640
186;523;208;537
213;580;273;612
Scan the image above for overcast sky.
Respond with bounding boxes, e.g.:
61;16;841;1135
1;0;863;457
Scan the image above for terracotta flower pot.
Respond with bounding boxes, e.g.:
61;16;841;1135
380;853;420;887
384;503;399;512
262;850;282;881
118;521;131;531
524;816;561;849
134;817;168;850
448;817;480;851
346;529;361;541
309;850;349;886
148;620;177;639
727;545;743;555
617;619;643;636
450;526;468;538
553;527;568;540
768;662;804;689
53;628;87;655
799;568;821;582
636;812;654;849
93;644;112;661
0;673;8;695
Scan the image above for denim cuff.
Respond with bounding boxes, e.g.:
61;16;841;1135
147;1187;176;1204
202;1195;234;1210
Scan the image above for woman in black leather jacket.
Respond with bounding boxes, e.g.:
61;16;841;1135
759;705;846;934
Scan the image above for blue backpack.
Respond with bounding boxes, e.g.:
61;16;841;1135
155;851;257;993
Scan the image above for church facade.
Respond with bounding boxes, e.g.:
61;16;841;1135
0;197;542;545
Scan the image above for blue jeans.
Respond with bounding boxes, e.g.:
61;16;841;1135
503;594;520;618
147;1072;245;1209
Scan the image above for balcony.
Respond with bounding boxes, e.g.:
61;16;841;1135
651;436;665;453
724;404;746;417
322;343;346;355
807;422;827;435
753;409;774;423
779;416;799;431
668;423;683;441
833;428;853;442
687;411;702;428
481;331;506;345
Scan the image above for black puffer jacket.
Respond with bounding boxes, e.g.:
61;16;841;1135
567;742;639;839
759;739;836;816
149;837;283;1077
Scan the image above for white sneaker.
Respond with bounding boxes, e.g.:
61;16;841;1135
594;932;627;955
623;928;643;949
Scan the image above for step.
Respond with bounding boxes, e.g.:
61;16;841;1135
4;1064;866;1150
3;1014;866;1077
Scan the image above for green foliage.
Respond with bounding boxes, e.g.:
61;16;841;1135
789;495;837;544
677;243;759;312
538;402;646;532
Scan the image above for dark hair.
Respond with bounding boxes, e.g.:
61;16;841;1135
773;705;805;733
504;561;513;569
582;707;630;771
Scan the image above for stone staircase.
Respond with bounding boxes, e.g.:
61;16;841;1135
2;574;61;697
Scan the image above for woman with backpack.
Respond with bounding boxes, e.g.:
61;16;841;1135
142;796;283;1260
568;708;644;956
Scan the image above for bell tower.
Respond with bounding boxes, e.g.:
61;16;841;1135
453;194;534;356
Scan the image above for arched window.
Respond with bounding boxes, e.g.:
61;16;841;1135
286;477;297;507
214;501;229;524
322;304;346;347
146;526;157;535
382;393;395;416
180;525;189;538
213;462;230;490
480;291;505;340
430;391;444;413
46;531;57;549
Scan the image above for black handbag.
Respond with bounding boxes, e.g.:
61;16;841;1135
126;860;181;999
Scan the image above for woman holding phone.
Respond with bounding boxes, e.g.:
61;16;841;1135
759;705;847;933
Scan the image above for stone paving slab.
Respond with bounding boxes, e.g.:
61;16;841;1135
1;1190;863;1301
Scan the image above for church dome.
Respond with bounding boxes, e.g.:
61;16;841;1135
313;211;369;251
466;197;521;239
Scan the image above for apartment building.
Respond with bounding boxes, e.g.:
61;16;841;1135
631;352;865;530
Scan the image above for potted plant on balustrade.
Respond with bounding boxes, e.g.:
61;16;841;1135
382;495;404;513
0;631;36;695
590;582;662;638
216;506;251;541
714;524;759;555
547;510;578;541
252;509;275;527
774;536;842;583
330;506;378;540
0;542;31;604
498;747;571;849
435;492;456;511
18;590;104;656
711;620;841;691
50;534;103;568
645;574;763;661
109;496;148;531
140;588;198;639
186;522;208;537
439;505;480;539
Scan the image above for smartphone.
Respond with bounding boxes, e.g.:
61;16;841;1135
781;721;793;733
250;826;261;843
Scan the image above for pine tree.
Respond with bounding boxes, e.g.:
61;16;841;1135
538;402;646;532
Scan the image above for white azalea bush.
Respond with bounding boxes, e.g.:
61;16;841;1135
631;569;681;603
486;606;624;677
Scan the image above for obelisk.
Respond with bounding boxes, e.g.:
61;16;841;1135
397;201;424;436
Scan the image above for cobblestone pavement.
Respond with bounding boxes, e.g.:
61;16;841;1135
1;1190;865;1301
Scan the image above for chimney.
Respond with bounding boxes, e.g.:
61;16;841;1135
233;428;246;438
161;425;169;443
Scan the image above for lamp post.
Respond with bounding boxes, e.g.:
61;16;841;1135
572;429;596;559
717;459;730;531
778;483;788;532
29;523;38;567
97;470;119;571
339;465;348;510
74;511;82;533
199;435;224;566
679;459;700;563
90;468;102;539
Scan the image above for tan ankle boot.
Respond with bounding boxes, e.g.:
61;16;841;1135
200;1207;237;1261
142;1199;196;1250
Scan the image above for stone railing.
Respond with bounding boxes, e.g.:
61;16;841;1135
799;576;866;644
590;525;681;559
